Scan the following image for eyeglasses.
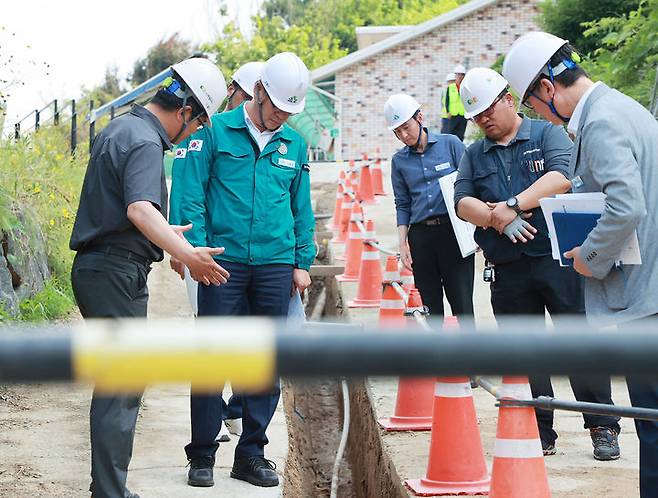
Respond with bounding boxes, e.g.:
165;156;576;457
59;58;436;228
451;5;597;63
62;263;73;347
191;112;208;131
521;78;541;110
472;93;507;122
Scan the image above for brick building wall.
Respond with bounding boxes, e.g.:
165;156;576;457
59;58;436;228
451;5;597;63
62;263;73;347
334;0;540;160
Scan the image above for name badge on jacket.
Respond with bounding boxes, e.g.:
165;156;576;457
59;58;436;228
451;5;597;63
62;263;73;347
435;162;451;172
278;158;296;168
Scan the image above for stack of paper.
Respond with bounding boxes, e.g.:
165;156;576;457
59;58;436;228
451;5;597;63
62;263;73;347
439;171;477;258
539;193;641;267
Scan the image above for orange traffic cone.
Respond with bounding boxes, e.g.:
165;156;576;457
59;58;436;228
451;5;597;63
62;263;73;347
331;178;353;244
372;152;387;196
378;256;406;327
400;264;415;294
348;220;382;308
327;170;345;230
348;160;359;191
405;316;490;496
378;290;434;430
336;202;365;278
358;159;376;205
490;376;550;498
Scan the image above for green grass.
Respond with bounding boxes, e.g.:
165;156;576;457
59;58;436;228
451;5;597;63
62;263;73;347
16;276;75;322
0;125;88;321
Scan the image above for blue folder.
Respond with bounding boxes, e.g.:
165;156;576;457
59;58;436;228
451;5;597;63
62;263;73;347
552;212;601;266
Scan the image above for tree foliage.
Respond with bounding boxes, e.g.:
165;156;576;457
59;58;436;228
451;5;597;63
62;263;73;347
539;0;657;109
205;0;464;76
205;17;347;78
131;34;195;84
582;0;658;108
540;0;639;55
82;65;125;107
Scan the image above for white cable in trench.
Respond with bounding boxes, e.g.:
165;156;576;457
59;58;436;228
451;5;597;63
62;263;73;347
330;379;350;498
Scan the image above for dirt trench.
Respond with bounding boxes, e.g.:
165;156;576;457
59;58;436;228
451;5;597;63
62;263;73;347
282;183;403;498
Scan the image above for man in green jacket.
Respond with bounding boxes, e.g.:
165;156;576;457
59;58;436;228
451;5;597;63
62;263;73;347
170;59;266;446
174;52;315;489
441;64;468;140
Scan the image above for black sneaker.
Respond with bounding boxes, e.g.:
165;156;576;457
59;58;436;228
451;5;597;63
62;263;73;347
230;456;279;487
187;456;215;487
541;439;556;456
590;427;621;461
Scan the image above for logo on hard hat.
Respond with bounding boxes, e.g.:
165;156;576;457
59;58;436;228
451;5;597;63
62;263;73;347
287;96;298;104
466;96;479;105
393;114;400;121
199;84;214;105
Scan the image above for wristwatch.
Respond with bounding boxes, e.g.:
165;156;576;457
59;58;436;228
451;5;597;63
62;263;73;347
506;196;523;215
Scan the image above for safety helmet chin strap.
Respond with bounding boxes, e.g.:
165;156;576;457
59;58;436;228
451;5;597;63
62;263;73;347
255;85;280;132
536;59;575;124
162;76;205;143
412;111;424;150
226;81;248;109
392;109;424;150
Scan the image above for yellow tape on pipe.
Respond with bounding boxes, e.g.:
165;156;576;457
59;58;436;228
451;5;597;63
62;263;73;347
71;318;276;392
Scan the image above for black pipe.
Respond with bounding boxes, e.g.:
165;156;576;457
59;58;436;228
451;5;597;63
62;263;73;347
274;326;658;377
3;320;658;381
500;396;658;422
0;332;72;382
89;99;95;151
70;99;77;155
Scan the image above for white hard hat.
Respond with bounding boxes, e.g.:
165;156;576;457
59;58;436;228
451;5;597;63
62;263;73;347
446;72;456;82
384;94;421;130
232;61;264;98
171;58;227;125
502;31;568;99
260;52;310;114
453;64;466;74
460;68;509;119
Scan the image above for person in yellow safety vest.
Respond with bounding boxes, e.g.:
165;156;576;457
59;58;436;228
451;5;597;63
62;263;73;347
441;64;467;141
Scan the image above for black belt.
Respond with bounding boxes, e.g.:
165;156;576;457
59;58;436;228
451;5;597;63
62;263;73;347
83;245;151;266
415;215;451;226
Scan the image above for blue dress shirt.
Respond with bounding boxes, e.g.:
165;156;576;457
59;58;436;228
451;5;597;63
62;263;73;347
391;130;466;225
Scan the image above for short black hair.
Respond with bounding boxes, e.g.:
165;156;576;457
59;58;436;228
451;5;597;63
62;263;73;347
150;78;205;117
532;43;588;91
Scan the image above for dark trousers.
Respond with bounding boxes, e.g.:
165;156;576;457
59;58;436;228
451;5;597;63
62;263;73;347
71;251;150;498
620;317;658;498
408;222;474;319
222;395;242;420
441;115;467;141
185;262;293;461
490;254;620;444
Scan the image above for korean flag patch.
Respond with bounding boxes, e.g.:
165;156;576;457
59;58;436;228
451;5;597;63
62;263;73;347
174;148;187;159
188;139;204;152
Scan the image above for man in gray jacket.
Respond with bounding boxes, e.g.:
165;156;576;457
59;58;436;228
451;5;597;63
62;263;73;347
503;31;658;497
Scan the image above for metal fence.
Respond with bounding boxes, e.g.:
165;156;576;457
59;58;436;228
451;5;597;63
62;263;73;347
10;68;172;155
